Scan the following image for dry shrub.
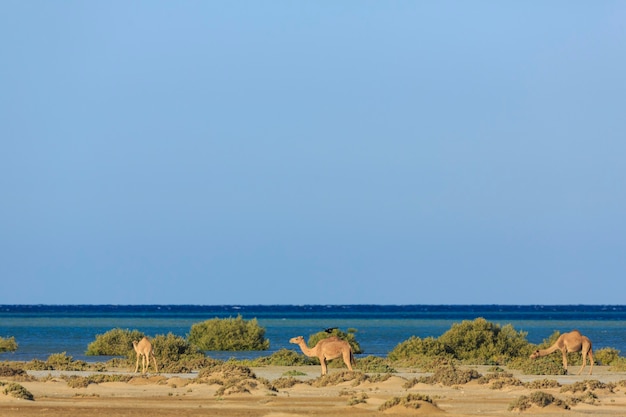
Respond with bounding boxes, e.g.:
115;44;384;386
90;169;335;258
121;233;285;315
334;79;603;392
272;376;303;389
418;363;481;386
560;379;615;394
311;370;360;387
1;382;34;400
379;393;436;412
509;391;569;411
525;379;561;389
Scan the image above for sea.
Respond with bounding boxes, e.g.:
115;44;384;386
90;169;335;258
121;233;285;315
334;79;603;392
1;305;625;362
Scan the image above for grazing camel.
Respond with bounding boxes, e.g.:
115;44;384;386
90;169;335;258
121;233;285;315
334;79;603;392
133;336;159;374
529;330;593;375
289;335;355;376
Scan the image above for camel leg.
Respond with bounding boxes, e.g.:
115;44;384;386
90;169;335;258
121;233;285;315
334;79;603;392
143;354;148;373
576;350;593;375
342;351;353;371
561;349;568;373
134;353;140;373
320;358;328;376
151;353;159;373
577;352;586;375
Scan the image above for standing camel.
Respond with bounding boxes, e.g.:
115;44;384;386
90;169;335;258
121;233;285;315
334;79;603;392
133;336;159;374
529;330;593;375
289;335;355;376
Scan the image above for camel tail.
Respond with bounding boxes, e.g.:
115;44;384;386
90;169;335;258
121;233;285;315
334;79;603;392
350;351;356;368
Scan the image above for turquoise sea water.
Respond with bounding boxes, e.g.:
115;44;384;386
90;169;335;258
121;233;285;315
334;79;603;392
1;305;625;362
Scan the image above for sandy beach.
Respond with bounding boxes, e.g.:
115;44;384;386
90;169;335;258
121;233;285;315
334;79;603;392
1;364;625;416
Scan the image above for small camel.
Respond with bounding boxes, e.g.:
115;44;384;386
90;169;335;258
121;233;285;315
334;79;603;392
133;336;159;374
289;335;355;376
529;330;593;375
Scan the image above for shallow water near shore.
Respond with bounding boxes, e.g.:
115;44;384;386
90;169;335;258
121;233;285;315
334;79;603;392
1;304;625;361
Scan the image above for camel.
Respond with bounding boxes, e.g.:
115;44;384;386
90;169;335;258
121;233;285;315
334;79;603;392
529;330;593;375
289;335;355;376
132;336;159;374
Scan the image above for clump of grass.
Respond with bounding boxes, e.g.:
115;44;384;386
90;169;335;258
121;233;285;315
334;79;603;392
272;376;303;389
567;391;598;406
195;361;263;396
560;379;615;394
21;353;90;371
347;392;368;405
282;369;306;376
0;365;27;377
1;382;34;400
508;391;569;411
379;393;435;412
525;379;561;389
311;370;360;387
477;372;522;389
63;373;134;388
417;363;481;386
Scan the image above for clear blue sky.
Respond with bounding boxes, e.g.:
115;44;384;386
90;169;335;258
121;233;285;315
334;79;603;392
1;2;625;305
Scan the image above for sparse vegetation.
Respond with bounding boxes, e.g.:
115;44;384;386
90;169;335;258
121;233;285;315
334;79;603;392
379;393;435;411
188;316;269;351
0;336;18;353
420;363;481;385
1;381;34;400
509;391;569;411
525;379;561;389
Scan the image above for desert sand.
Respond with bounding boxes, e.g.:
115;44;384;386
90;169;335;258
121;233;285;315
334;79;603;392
1;364;625;416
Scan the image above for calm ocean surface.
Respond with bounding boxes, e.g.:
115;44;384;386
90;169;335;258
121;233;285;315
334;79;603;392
1;305;625;362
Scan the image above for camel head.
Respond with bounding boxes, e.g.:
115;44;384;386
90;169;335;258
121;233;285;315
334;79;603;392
529;350;540;360
289;336;305;345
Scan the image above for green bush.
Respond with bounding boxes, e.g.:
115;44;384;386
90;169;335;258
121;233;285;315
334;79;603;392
86;328;145;356
508;355;568;375
356;355;396;373
388;336;452;364
149;332;207;373
608;356;626;371
188;315;269;351
437;318;531;364
594;347;621;366
0;336;18;353
388;318;533;367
